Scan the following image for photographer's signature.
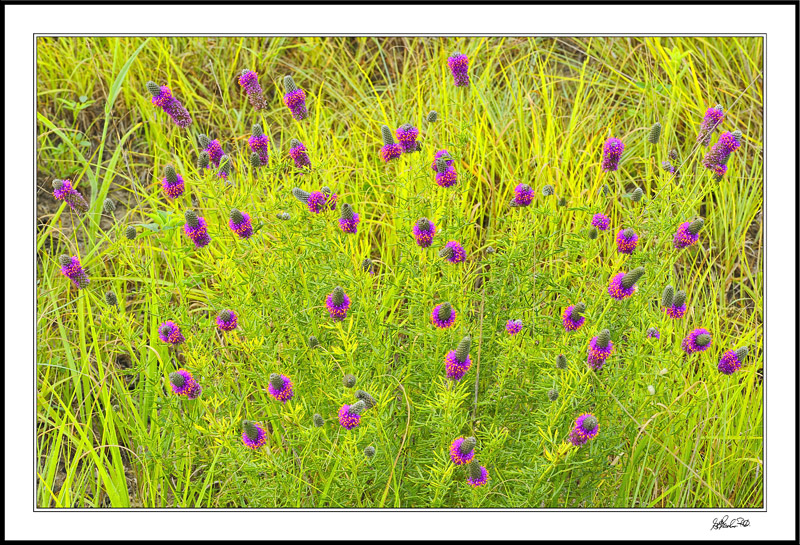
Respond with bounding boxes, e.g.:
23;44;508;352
710;515;750;530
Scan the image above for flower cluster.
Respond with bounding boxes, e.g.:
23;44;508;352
681;328;713;355
718;347;748;375
413;217;437;248
608;267;644;301
216;310;238;332
440;241;466;263
696;105;724;146
449;437;476;465
338;203;360;234
673;219;704;249
238;69;267;110
562;303;586;332
283;75;308;120
444;336;472;381
241;420;267;450
431;302;456;329
379;125;402;163
338;400;366;430
228;209;253;240
615;228;639;254
52;179;89;213
59;255;90;290
184;210;211;249
146;81;192;128
587;329;613;371
248;123;269;166
268;373;294;403
289;139;312;171
396;124;419;154
162;166;185;199
325;286;351;322
601;137;624;172
591;213;610;231
158;321;185;346
447;52;470;87
568;413;599;447
511;183;534;207
169;369;202;399
505;319;523;336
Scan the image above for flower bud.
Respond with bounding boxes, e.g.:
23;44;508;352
341;203;355;220
547;388;559;401
269;373;285;390
468;459;483;481
647;122;662;144
589;228;598;240
145;81;162;97
455;335;472;362
438;302;453;322
542;184;554;196
125;225;136;240
242;420;260;441
252;123;264;137
381;125;395;147
292;187;310;203
349;400;367;415
571;302;586;320
308;335;319;349
313;414;324;427
196;150;210;169
459;436;477;455
582;415;598;431
672;290;686;308
688;218;704;235
696;334;712;347
283;75;298;93
105;291;118;307
354;390;376;410
103;198;116;213
631;187;643;202
250;152;261;169
343;374;356;388
735;346;749;361
621;267;645;290
198;134;210;149
230;208;244;225
596;329;611;349
169;371;186;388
364;446;376;458
427;110;438;122
558;197;567;207
361;258;373;273
184;210;199;227
661;285;674;307
556;354;567;369
435;157;449;174
332;286;345;307
277;212;291;220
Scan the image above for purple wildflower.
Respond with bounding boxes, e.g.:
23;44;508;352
512;183;534;207
447;52;470;87
608;267;644;301
283;75;308;120
237;69;267;110
248;124;269;166
568;413;599;447
664;303;687;319
431;302;456;329
202;138;225;169
325;286;351;322
169;369;201;398
52;179;89;213
216;310;238;332
681;328;713;355
58;255;90;290
430;150;454;171
673;219;703;249
322;187;338;211
307;191;328;214
505;319;523;336
158;321;185;346
268;373;294;403
445;336;472;381
449;437;476;465
379;125;402;163
229;209;253;240
289;139;311;171
183;210;211;249
696;105;724;146
587;329;613;371
562;303;586;332
615;228;639;254
440;241;466;264
338;203;360;234
718;347;748;375
161;166;185;199
396;124;419;154
646;327;660;339
413;217;437;248
146;81;192;128
591;213;610;231
338;401;365;430
466;460;489;487
241;420;267;450
661;161;677;175
601;137;624;172
702;131;740;174
433;155;459;188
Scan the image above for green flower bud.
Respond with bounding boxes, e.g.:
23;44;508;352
184;210;199;227
196;150;210;170
582;415;598;431
596;329;611;349
308;335;319;349
349;399;367;415
381;125;395;147
361;258;373;273
230;208;244;225
364;446;376;458
284;75;298;93
647;122;662;144
621;267;645;290
556;354;567;369
542;184;554;196
571;302;586;320
439;245;454;259
468;459;483;481
354;390;376;410
589;227;598;240
169;371;186;388
688;218;704;235
696;334;712;347
164;165;178;184
312;414;324;427
252;123;263;137
558;197;567;207
250;152;261;169
332;286;345;307
455;335;472;362
292;187;310;203
731;130;743;143
242;420;260;441
735;346;749;361
104;291;118;307
623;228;635;239
672;290;686;308
435;157;449;174
631;187;643;202
341;203;355;220
125;225;137;240
343;374;356;388
438;302;453;322
219;310;233;323
145;81;161;97
669;149;678;161
547;389;559;401
661;285;674;307
427;110;438;123
218;155;232;177
103;198;116;214
269;373;285;390
197;134;210;149
459;436;477;455
277;212;291;220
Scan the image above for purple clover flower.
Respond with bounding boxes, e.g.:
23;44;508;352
184;211;211;249
169;369;201;399
646;327;660;339
615;228;639;254
325;287;351;322
440;241;466;263
431;302;456;329
237;70;267;110
673;219;703;249
59;255;90;290
562;303;586;332
681;328;713;355
204;139;225;169
512;184;534;207
338;204;360;234
505;319;523;335
718;349;744;375
158;321;185;346
430;150;454;172
283;75;308;120
467;460;489;487
568;413;599;447
702;131;740;175
307;191;328;214
587;330;613;371
216;310;238;332
146;82;192;128
447;52;470;87
413;217;437;248
662;161;677;175
696;105;724;146
162;166;185;199
289;139;311;171
242;420;268;450
396;124;419;154
338;402;364;430
380;143;402;163
229;209;253;240
591;213;610;231
444;350;472;381
268;373;294;403
601;137;624;172
663;291;687;319
449;437;476;465
248;124;269;166
52;179;89;213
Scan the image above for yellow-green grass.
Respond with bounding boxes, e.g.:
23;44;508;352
36;36;762;508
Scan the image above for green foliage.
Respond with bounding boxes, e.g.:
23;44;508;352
36;36;762;509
